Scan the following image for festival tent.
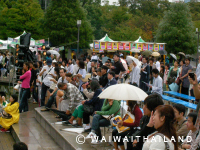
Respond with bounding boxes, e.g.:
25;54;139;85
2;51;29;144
134;36;145;43
90;34;114;49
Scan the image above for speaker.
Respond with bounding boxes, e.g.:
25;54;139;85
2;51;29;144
20;33;31;48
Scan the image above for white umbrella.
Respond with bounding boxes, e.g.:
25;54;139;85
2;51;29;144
48;50;60;58
170;53;177;60
178;52;185;57
130;48;140;53
98;84;148;101
126;56;140;66
151;52;160;57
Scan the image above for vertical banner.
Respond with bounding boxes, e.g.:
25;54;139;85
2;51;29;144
107;42;112;50
143;43;148;51
154;44;159;51
124;42;130;50
148;44;154;51
159;44;164;50
131;43;136;49
118;42;124;50
100;42;106;50
94;41;99;49
137;43;142;51
113;42;118;50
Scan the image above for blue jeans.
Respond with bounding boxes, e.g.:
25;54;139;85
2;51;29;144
92;114;110;140
45;90;57;108
41;83;49;106
19;88;29;113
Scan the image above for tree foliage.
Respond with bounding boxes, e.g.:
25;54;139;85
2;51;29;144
42;0;93;48
0;0;44;40
156;3;197;54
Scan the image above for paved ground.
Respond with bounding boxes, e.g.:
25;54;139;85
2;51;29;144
0;132;15;150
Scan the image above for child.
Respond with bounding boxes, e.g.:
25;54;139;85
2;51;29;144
0;94;20;132
0;92;8;113
163;64;169;91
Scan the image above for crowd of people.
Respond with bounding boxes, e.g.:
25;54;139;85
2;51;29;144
0;50;200;150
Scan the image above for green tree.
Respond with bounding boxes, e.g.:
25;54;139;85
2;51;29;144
42;0;93;48
0;0;44;40
156;3;197;54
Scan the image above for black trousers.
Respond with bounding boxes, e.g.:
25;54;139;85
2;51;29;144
83;111;93;124
181;86;189;95
48;108;71;121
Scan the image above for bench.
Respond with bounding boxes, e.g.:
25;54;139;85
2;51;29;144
162;95;197;114
163;91;196;103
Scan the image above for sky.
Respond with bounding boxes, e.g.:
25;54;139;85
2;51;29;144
101;0;119;5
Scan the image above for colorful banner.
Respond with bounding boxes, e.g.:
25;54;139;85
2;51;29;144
8;37;13;42
124;42;130;50
143;43;148;51
0;42;7;49
159;44;164;50
100;42;106;50
94;41;99;49
137;43;142;50
107;42;112;50
148;44;154;51
118;42;124;50
99;49;104;53
154;44;159;51
113;42;118;50
35;39;45;45
131;43;136;49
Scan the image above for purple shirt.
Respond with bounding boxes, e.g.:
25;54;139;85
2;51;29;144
20;70;31;88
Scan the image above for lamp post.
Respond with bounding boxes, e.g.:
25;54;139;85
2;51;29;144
196;28;199;67
77;20;81;58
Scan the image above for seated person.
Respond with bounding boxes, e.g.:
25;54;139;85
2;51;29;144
63;80;102;127
99;65;108;88
104;71;117;89
179;112;200;150
147;69;163;95
86;99;121;144
0;94;19;132
127;93;164;150
48;82;84;121
0;92;8;112
112;100;143;150
65;73;76;87
173;104;189;137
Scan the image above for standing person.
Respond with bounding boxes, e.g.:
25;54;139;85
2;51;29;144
139;57;150;92
142;105;178;150
18;62;31;113
163;64;169;91
67;59;74;74
86;57;91;73
73;58;80;75
196;56;200;82
111;53;126;81
9;52;14;66
99;65;108;88
91;52;98;63
180;57;192;95
156;57;161;72
76;60;86;92
32;63;40;104
129;59;140;87
149;58;156;84
37;51;42;61
39;58;55;106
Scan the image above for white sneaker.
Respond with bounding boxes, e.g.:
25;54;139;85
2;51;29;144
85;131;97;139
84;124;91;130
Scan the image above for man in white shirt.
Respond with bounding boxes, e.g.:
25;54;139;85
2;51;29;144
86;57;91;73
39;58;56;106
67;59;74;74
73;59;80;75
156;57;161;72
148;68;163;95
91;52;98;63
129;59;140;86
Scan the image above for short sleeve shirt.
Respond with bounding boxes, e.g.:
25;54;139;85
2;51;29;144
113;61;126;75
182;64;192;88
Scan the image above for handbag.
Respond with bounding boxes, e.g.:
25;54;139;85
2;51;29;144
175;77;181;85
0;111;12;119
83;104;94;114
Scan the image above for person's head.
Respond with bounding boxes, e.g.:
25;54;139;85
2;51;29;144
0;91;6;101
101;54;105;58
153;105;178;149
58;61;62;67
157;57;161;62
86;57;90;62
185;57;190;65
143;93;164;116
92;52;96;56
54;66;60;77
165;64;169;70
142;57;148;64
187;112;197;131
97;68;101;76
113;53;120;62
59;57;62;62
53;62;58;67
13;142;28;150
66;73;73;82
29;62;33;69
78;60;85;69
108;58;111;63
23;62;29;71
58;83;67;90
174;60;179;67
59;68;66;78
90;80;100;92
33;63;38;69
3;53;5;57
0;52;2;55
37;61;42;69
152;68;159;78
160;66;164;73
38;51;41;55
132;60;137;66
126;100;137;112
62;61;66;67
10;94;18;105
180;59;185;66
101;65;108;75
91;61;95;67
67;59;71;65
11;52;13;55
107;71;115;80
46;58;52;67
173;104;186;121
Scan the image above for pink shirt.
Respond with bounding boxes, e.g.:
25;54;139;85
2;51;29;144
20;70;31;88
